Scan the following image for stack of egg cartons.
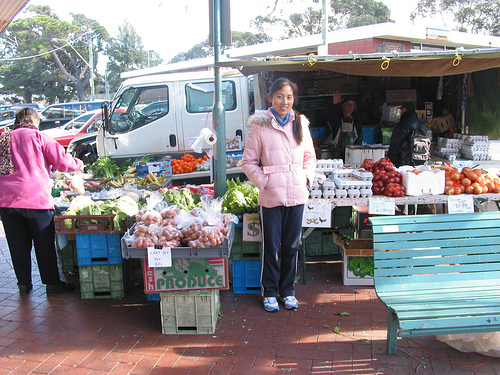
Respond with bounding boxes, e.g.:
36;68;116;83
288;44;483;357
460;135;491;161
311;159;344;200
332;168;373;199
435;137;463;161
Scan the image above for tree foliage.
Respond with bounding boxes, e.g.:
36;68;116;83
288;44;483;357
105;22;162;92
411;0;500;35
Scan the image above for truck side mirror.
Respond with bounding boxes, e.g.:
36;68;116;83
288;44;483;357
102;102;109;132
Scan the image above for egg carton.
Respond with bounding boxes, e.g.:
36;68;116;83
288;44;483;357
461;152;491;161
347;189;361;198
434;150;460;160
330;168;354;179
460;135;489;142
334;177;373;190
437;137;463;150
323;190;335;199
321;179;335;191
360;188;373;198
316;159;343;172
461;143;490;152
335;188;347;199
310;189;322;199
351;169;373;181
435;147;461;155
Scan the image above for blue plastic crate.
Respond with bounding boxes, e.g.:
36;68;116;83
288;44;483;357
147;293;161;301
76;233;123;265
362;125;377;145
232;260;261;294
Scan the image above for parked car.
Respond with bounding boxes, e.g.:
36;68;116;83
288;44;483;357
67;132;99;165
42;109;103;148
0;108;20;127
39;100;107;131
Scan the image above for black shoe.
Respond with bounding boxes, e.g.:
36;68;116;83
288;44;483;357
18;283;33;295
46;281;75;296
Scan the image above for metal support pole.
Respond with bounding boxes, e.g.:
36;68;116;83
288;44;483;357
88;31;95;100
213;0;227;197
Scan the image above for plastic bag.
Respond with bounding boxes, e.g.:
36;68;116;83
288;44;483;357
191;127;217;153
70;171;85;195
437;333;500;357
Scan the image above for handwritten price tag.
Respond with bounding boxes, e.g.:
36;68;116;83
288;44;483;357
448;195;474;214
369;197;395;215
147;246;172;268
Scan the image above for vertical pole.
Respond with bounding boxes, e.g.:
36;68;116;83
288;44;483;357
213;0;227;197
88;31;95;100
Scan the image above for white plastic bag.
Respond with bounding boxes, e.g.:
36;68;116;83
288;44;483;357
70;171;85;195
437;332;500;357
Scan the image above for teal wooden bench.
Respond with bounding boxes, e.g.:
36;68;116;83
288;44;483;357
370;211;500;355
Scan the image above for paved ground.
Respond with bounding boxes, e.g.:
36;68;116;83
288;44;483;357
1;222;500;374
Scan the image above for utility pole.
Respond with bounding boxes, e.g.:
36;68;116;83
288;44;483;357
212;0;227;197
88;31;95;100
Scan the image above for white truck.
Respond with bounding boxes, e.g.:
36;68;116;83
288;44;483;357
97;70;253;161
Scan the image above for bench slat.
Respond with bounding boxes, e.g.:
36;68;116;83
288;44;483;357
398;325;500;337
375;253;500;269
395;305;500;319
373;234;500;251
373;243;500;260
398;314;500;331
369;212;500;227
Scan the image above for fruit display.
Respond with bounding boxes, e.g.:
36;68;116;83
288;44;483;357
441;164;500;195
363;158;406;197
171;154;210;174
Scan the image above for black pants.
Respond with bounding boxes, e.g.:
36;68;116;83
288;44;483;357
260;204;304;298
0;207;60;286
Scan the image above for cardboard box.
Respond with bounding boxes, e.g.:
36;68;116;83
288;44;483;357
136;160;172;177
333;233;374;286
345;146;387;167
385;89;417;106
242;213;262;242
430;113;455;134
416;110;426;123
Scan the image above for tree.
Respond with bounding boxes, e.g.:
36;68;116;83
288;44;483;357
105;22;161;92
330;0;392;28
169;39;212;64
0;5;109;103
411;0;500;35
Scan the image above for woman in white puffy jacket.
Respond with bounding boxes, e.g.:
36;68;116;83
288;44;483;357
242;77;316;312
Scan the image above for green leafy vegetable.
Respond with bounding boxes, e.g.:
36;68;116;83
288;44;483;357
221;178;259;215
89;157;119;178
160;188;201;211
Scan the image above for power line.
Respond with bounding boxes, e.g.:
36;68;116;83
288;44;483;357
0;31;91;62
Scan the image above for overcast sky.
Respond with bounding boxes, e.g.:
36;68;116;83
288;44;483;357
16;0;447;72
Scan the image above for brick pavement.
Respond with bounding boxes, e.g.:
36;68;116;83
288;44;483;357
0;221;499;374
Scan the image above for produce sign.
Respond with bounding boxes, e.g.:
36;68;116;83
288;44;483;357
361;158;406;197
143;257;229;292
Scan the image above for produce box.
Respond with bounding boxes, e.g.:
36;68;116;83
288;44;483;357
76;232;122;265
79;262;129;299
333;233;373;286
142;257;229;293
136;160;173;178
60;240;78;273
54;215;126;234
232;260;261;294
430;113;455;134
121;221;235;259
160;289;220;334
399;166;445;196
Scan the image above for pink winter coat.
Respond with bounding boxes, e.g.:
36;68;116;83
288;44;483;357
242;109;316;208
0;128;83;210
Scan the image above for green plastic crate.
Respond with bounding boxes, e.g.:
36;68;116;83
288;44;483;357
78;263;128;299
332;206;352;229
160;289;220;334
60;240;78;273
304;230;323;256
230;227;261;261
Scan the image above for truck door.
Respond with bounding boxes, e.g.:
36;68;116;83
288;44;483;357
97;84;179;158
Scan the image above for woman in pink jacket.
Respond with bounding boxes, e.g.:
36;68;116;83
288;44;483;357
0;107;84;296
242;78;316;312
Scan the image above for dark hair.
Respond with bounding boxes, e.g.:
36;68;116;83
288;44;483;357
268;77;303;145
14;107;40;129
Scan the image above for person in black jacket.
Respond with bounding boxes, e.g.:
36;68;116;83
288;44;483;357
326;91;362;159
387;102;428;167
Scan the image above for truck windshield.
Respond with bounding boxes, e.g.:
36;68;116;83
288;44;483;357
109;85;169;134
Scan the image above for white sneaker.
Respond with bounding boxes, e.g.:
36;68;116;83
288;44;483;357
281;296;299;310
263;297;279;312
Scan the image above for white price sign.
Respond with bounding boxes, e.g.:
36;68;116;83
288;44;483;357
302;199;331;227
369;197;395;215
447;195;474;214
147;246;172;268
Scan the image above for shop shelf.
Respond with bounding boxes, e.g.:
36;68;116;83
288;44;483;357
79;263;128;299
76;233;122;265
232;260;261;294
160;289;220;334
